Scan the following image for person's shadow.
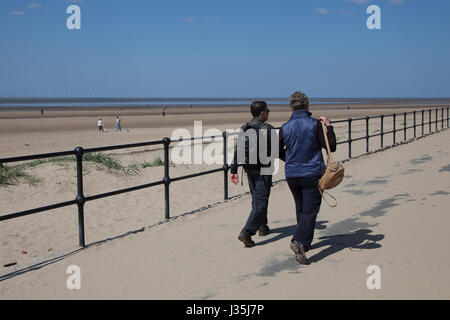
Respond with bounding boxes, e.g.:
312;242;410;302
308;229;384;263
257;222;384;264
256;220;329;247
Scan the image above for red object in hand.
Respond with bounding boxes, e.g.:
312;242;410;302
230;174;239;185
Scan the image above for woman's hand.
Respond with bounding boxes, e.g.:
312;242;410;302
319;116;332;126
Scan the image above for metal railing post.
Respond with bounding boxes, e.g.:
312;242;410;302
442;108;444;130
447;106;449;128
393;113;396;144
436;108;438;132
380;115;384;149
365;116;369;153
348;118;352;159
163;137;171;220
413;111;416;138
222;131;229;200
403;112;407;141
75;147;86;247
421;110;424;136
429;109;432;133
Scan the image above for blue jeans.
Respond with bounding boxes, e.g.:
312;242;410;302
286;176;322;251
244;173;272;235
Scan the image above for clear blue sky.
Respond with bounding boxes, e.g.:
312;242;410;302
1;0;449;98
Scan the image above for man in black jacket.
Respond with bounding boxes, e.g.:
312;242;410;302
230;101;275;248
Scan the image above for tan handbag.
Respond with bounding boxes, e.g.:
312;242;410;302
318;122;344;207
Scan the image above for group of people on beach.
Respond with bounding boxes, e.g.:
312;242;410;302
231;91;337;265
97;116;121;132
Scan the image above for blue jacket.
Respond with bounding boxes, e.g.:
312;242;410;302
282;109;325;178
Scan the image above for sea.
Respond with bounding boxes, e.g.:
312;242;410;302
0;97;449;110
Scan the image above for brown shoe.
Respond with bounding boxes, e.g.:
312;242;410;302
258;225;270;236
238;229;255;248
290;240;309;265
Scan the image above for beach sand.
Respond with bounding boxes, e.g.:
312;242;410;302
1;103;443;157
0;104;449;299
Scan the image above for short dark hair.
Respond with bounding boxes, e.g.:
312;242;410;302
290;91;309;110
250;101;268;117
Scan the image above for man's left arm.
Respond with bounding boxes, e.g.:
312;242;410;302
317;119;337;152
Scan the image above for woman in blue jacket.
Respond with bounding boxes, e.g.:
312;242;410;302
279;91;337;265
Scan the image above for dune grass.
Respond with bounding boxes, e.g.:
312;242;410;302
140;156;165;168
0;164;40;186
0;153;170;186
83;153;128;173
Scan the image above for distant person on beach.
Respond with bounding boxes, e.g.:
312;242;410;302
98;118;104;132
162;105;167;117
279;91;337;265
114;116;121;131
230;101;275;247
40;108;44;115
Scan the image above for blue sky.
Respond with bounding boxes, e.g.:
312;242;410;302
1;0;449;98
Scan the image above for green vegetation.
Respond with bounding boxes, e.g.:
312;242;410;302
0;153;170;186
141;156;165;168
83;153;126;173
21;156;75;170
0;164;40;186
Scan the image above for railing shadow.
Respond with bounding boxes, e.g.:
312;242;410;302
0;227;145;282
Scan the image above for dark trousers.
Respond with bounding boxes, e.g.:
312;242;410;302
244;173;272;235
286;176;322;251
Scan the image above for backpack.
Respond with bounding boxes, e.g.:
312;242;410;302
239;122;266;172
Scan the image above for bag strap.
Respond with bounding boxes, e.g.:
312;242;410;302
319;188;338;207
243;121;265;132
319;121;338;208
321;121;333;164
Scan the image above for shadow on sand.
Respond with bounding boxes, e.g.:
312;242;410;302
308;229;384;263
257;221;384;264
0;227;146;282
256;220;329;247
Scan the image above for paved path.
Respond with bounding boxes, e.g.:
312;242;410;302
1;130;450;299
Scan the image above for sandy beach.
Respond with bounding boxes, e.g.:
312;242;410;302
0;103;449;299
1;103;446;157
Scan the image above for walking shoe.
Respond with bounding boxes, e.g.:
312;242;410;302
258;225;270;236
290;240;309;265
238;229;255;248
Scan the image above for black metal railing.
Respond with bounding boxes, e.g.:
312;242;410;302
332;107;449;159
0;106;448;247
